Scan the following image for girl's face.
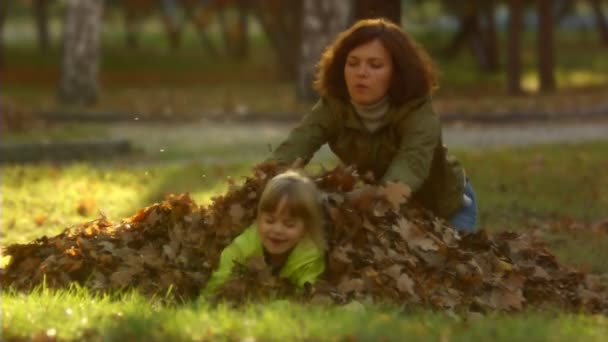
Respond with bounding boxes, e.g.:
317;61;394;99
344;39;394;106
257;196;306;256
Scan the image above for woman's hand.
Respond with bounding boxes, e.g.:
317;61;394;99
345;185;379;210
345;181;411;211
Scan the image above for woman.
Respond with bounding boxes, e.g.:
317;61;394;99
269;18;477;232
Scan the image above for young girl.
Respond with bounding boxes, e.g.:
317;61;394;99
204;170;326;294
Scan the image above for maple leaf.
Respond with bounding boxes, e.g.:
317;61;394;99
110;267;139;288
338;278;365;293
34;215;47;226
488;288;525;310
76;197;97;217
378;181;411;209
229;204;245;223
396;273;416;296
384;264;402;280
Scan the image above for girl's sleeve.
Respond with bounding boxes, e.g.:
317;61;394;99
294;255;325;288
381;100;440;192
203;238;245;295
270;98;336;166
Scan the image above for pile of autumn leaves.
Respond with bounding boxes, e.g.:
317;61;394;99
2;163;607;314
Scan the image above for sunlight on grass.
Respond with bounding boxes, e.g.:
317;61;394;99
2;141;607;342
0;162;251;245
522;72;540;93
522;70;608;92
557;70;608;88
2;286;608;341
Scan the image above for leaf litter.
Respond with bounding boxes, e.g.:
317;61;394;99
1;162;607;314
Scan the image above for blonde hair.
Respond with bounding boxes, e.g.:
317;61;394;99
257;170;326;251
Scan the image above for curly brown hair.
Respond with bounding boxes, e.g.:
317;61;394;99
313;18;438;105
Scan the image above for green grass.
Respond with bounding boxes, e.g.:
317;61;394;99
2;140;608;342
2;286;608;341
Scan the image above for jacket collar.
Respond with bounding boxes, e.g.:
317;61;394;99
341;96;430;131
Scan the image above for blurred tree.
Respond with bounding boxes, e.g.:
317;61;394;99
123;0;181;50
58;0;104;105
538;0;556;93
589;0;608;45
507;0;524;94
297;0;350;100
0;0;8;69
33;0;51;51
442;0;499;72
185;0;220;57
250;0;303;79
353;0;401;23
217;0;250;59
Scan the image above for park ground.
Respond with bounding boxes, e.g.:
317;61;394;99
2;14;608;341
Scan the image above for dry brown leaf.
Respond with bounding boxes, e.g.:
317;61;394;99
379;181;411;209
396;273;415;296
229;204;245;223
77;198;97;216
2;165;607;314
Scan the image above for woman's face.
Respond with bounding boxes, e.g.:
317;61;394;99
257;196;306;256
344;39;393;106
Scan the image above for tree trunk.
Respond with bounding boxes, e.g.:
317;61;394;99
353;0;401;24
589;0;608;45
234;0;249;59
297;0;351;100
250;0;303;80
442;1;497;72
0;0;8;69
160;0;181;50
183;0;219;57
58;0;104;106
482;0;500;71
537;0;556;93
33;0;51;51
507;0;524;95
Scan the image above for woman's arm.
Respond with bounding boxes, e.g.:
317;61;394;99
270;98;336;166
381;100;440;192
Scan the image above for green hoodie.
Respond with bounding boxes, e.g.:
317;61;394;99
271;96;466;218
204;225;325;294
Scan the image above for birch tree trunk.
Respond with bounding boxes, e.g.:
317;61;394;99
297;0;350;101
58;0;104;105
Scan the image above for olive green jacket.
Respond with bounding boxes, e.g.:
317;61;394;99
271;96;466;218
204;226;325;294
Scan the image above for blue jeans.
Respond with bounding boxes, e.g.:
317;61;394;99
449;179;478;233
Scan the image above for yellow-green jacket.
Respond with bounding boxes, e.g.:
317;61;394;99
204;226;325;294
271;96;466;218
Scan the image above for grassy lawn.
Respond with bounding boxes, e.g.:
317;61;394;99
3;286;608;341
2;140;608;340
